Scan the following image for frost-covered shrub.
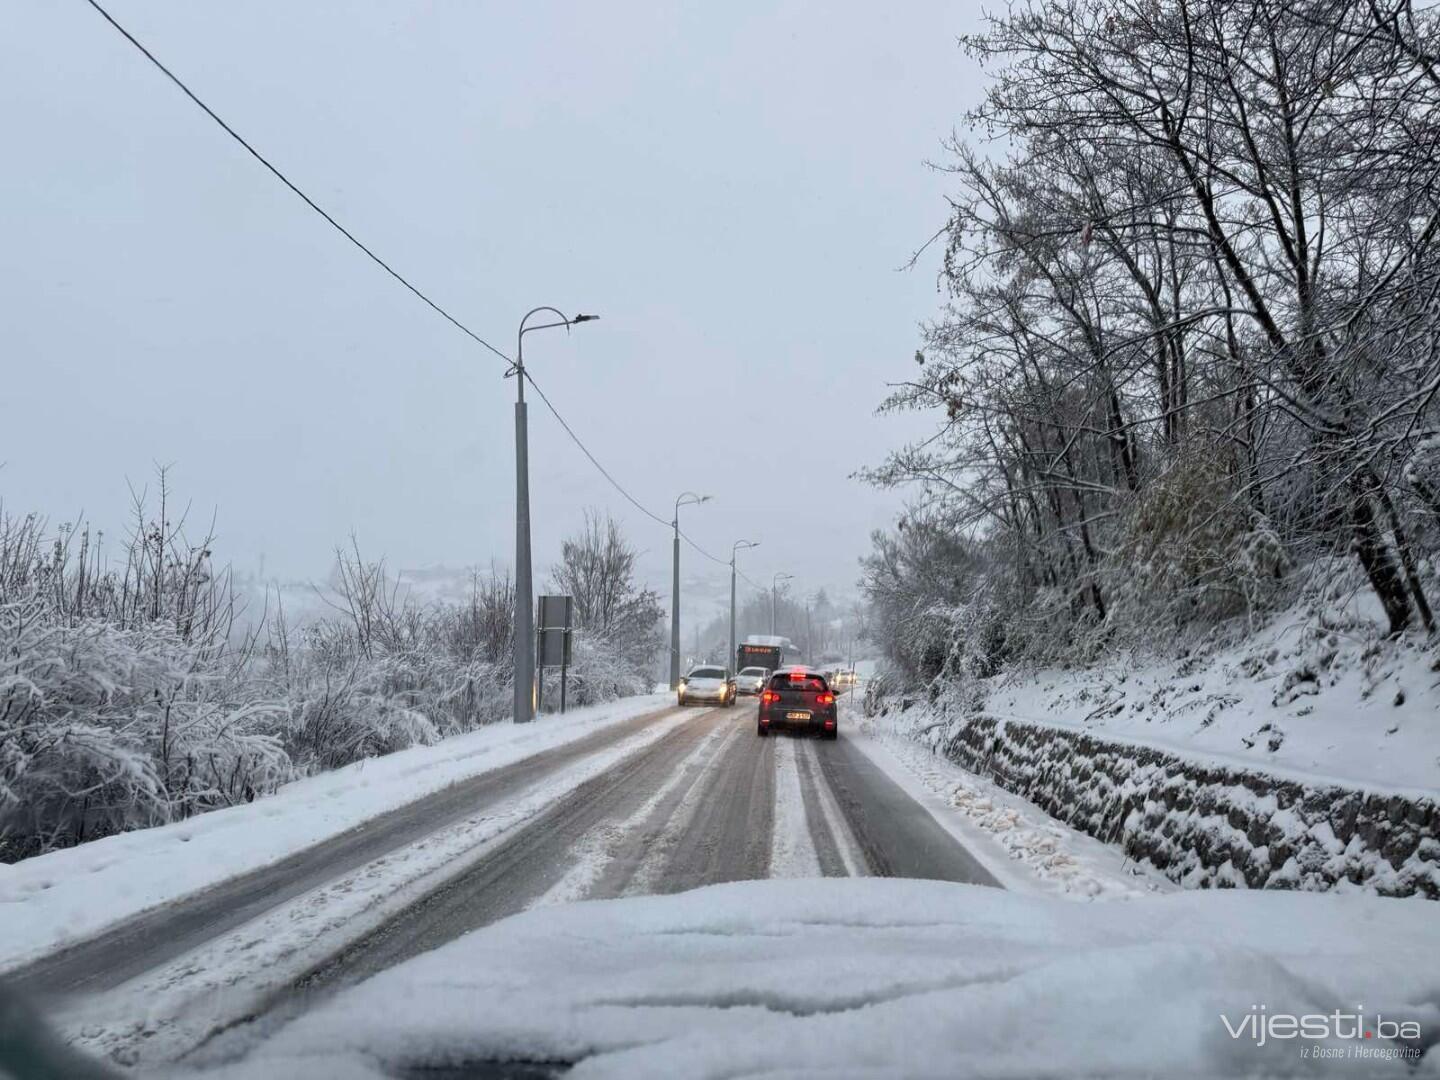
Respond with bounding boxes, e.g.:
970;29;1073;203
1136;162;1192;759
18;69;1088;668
0;490;652;862
546;510;664;704
1406;432;1440;532
861;670;892;717
540;631;651;710
0;597;291;859
1107;452;1290;634
933;586;1014;685
260;553;523;773
264;632;441;773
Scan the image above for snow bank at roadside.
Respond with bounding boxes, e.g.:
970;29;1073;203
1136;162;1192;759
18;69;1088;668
0;694;672;973
187;878;1440;1079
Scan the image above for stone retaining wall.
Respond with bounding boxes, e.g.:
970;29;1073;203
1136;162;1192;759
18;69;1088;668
921;711;1440;897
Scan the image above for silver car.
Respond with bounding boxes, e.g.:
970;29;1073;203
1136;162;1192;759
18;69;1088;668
678;666;736;706
734;666;768;695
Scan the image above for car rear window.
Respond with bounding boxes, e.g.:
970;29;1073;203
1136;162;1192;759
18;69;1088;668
690;667;726;679
770;672;829;691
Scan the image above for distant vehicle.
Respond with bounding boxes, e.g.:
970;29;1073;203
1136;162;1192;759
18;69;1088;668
831;669;857;689
678;666;735;707
757;666;837;739
735;666;768;695
736;642;783;676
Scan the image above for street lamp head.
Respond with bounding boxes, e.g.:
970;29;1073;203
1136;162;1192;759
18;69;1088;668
571;313;599;324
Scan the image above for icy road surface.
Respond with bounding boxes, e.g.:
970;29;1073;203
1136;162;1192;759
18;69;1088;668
6;694;1023;1068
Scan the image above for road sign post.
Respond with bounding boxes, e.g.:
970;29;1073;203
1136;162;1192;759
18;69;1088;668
560;630;569;714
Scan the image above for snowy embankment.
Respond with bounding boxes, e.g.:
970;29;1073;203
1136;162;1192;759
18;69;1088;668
989;607;1440;796
870;599;1440;897
0;694;672;973
188;878;1440;1079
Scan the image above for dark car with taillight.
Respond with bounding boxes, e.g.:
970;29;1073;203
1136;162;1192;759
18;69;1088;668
756;666;837;739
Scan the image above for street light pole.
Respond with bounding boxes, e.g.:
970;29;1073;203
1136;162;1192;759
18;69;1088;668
771;572;793;637
510;307;597;723
729;539;759;674
670;491;710;689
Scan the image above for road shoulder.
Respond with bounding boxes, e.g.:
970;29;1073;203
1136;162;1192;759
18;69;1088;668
846;701;1170;898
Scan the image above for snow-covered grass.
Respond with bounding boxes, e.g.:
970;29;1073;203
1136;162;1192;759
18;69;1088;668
183;878;1440;1079
0;693;673;974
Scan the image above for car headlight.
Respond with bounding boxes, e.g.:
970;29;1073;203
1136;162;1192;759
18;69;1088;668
678;681;686;691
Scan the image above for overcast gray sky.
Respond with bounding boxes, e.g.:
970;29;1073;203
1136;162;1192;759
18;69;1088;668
2;1;985;612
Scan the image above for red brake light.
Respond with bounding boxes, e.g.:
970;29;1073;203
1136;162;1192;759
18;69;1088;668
761;690;780;704
817;692;835;706
788;671;805;679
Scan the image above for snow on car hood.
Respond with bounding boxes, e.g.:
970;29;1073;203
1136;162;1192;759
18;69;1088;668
194;879;1440;1079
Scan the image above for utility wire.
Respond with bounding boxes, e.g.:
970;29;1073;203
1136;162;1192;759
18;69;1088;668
677;527;730;567
525;371;765;577
85;0;775;592
523;372;673;530
82;0;511;365
736;567;768;593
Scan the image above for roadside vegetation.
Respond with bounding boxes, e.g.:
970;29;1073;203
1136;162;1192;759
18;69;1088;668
864;0;1440;697
0;475;661;862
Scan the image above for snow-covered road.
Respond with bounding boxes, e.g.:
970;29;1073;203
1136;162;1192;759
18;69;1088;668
8;691;1035;1070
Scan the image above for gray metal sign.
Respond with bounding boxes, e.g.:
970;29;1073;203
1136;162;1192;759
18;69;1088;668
536;595;575;714
538;626;571;666
538;594;573;630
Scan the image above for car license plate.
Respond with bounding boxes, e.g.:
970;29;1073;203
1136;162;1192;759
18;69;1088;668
785;711;811;721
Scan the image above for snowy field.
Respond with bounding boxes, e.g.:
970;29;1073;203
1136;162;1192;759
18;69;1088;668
0;694;674;973
183;878;1440;1079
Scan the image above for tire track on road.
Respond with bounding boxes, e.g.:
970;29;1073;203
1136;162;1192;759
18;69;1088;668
795;737;866;877
297;706;731;991
770;737;822;877
650;712;775;893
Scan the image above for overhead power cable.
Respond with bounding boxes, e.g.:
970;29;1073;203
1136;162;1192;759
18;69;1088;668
85;0;773;590
524;371;758;574
522;372;673;530
736;567;768;593
82;0;511;364
677;528;730;567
